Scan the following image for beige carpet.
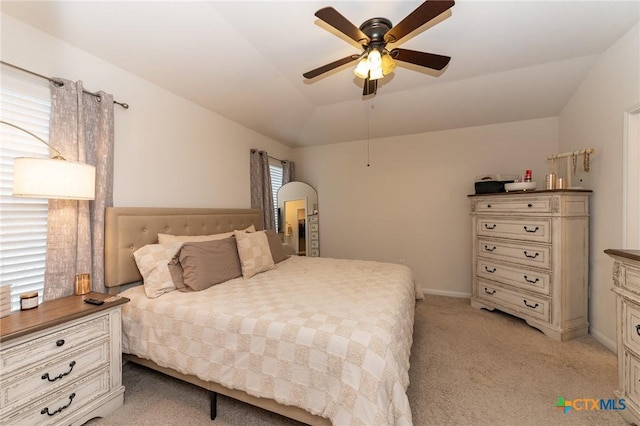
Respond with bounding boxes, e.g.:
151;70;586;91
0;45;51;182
87;295;625;425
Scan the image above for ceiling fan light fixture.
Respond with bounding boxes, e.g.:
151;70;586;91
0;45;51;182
367;49;382;68
369;66;384;80
354;57;370;79
381;53;397;75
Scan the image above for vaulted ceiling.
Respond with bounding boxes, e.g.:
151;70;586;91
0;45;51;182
2;1;639;147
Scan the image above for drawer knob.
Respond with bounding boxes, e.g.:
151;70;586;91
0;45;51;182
41;392;75;417
523;251;539;259
523;226;539;233
523;300;539;309
636;325;640;336
484;224;497;230
487;204;491;208
527;203;533;208
56;339;65;347
484;266;496;273
524;275;540;284
484;245;496;252
483;287;496;295
42;361;76;382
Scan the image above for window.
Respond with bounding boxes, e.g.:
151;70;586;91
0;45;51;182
0;69;51;311
624;104;640;248
269;159;283;231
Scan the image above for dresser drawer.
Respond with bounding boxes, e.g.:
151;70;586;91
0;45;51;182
625;351;640;408
478;238;551;270
1;314;110;375
3;367;110;426
477;280;550;322
623;299;640;354
308;215;318;224
1;340;109;410
473;197;552;214
477;217;551;243
621;264;640;295
477;259;551;295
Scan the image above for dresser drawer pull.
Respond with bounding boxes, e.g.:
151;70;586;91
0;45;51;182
524;275;540;284
523;300;539;309
486;204;491;208
41;393;75;417
484;245;496;252
527;203;533;208
523;226;539;233
42;361;76;382
56;339;65;347
523;251;539;259
483;287;496;295
484;266;496;273
636;325;640;336
484;224;497;230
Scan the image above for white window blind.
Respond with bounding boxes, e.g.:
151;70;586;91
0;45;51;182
0;71;50;311
269;160;283;231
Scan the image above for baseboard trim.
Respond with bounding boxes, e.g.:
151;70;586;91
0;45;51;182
589;326;616;352
422;288;472;299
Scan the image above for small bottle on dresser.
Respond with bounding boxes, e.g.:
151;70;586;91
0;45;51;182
524;169;532;182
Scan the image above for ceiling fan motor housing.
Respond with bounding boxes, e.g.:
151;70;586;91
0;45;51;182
359;17;392;47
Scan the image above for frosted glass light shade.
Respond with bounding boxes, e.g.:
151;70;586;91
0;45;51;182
354;58;370;79
13;157;96;200
381;53;397;75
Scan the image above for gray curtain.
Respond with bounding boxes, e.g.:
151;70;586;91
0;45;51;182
282;160;295;185
44;79;114;300
250;149;275;230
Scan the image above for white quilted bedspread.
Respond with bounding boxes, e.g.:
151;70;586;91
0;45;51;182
120;256;420;425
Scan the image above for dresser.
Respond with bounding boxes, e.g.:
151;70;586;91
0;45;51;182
606;249;640;425
0;292;129;425
308;213;320;257
469;190;591;341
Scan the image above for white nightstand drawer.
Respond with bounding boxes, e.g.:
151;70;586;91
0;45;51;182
477;280;550;322
624;299;640;354
4;367;109;426
477;217;551;243
1;314;110;375
478;238;551;270
477;259;550;295
1;340;109;410
626;351;640;408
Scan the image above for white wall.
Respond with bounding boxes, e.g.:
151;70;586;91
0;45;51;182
1;14;292;208
294;117;558;297
559;23;640;349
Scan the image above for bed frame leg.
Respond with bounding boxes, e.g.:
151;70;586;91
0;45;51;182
210;391;217;420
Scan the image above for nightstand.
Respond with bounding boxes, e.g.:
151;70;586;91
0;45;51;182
0;292;129;425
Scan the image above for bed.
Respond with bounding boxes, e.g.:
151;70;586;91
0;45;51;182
104;207;421;425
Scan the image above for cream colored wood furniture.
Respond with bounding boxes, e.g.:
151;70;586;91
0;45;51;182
469;190;591;341
0;292;128;425
606;249;640;425
308;213;319;257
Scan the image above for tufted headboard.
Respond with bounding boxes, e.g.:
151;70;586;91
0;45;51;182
104;207;263;289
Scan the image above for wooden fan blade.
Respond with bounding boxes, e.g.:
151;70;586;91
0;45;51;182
303;55;360;79
363;78;377;96
384;0;455;44
315;7;370;46
390;48;451;70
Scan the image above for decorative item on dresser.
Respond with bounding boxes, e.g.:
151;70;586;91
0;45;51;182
605;249;640;425
0;292;129;425
469;189;591;341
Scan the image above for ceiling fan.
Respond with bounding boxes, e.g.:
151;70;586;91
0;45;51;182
303;0;455;96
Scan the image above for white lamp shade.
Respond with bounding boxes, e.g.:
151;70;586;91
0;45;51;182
354;58;370;79
13;157;96;200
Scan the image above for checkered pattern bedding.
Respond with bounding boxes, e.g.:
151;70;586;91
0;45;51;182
120;256;421;425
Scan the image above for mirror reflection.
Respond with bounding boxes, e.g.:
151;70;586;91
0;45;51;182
277;182;319;256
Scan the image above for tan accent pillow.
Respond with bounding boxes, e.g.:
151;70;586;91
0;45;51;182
234;230;275;279
167;238;242;291
133;242;183;298
264;229;290;264
158;225;256;244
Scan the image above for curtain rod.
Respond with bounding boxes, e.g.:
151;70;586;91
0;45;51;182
1;61;129;109
250;149;285;163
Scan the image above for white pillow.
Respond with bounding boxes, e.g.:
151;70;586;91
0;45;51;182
158;225;256;244
133;242;183;298
234;230;275;279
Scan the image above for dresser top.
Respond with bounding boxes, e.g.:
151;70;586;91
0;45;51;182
605;249;640;263
0;292;129;343
468;189;592;197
